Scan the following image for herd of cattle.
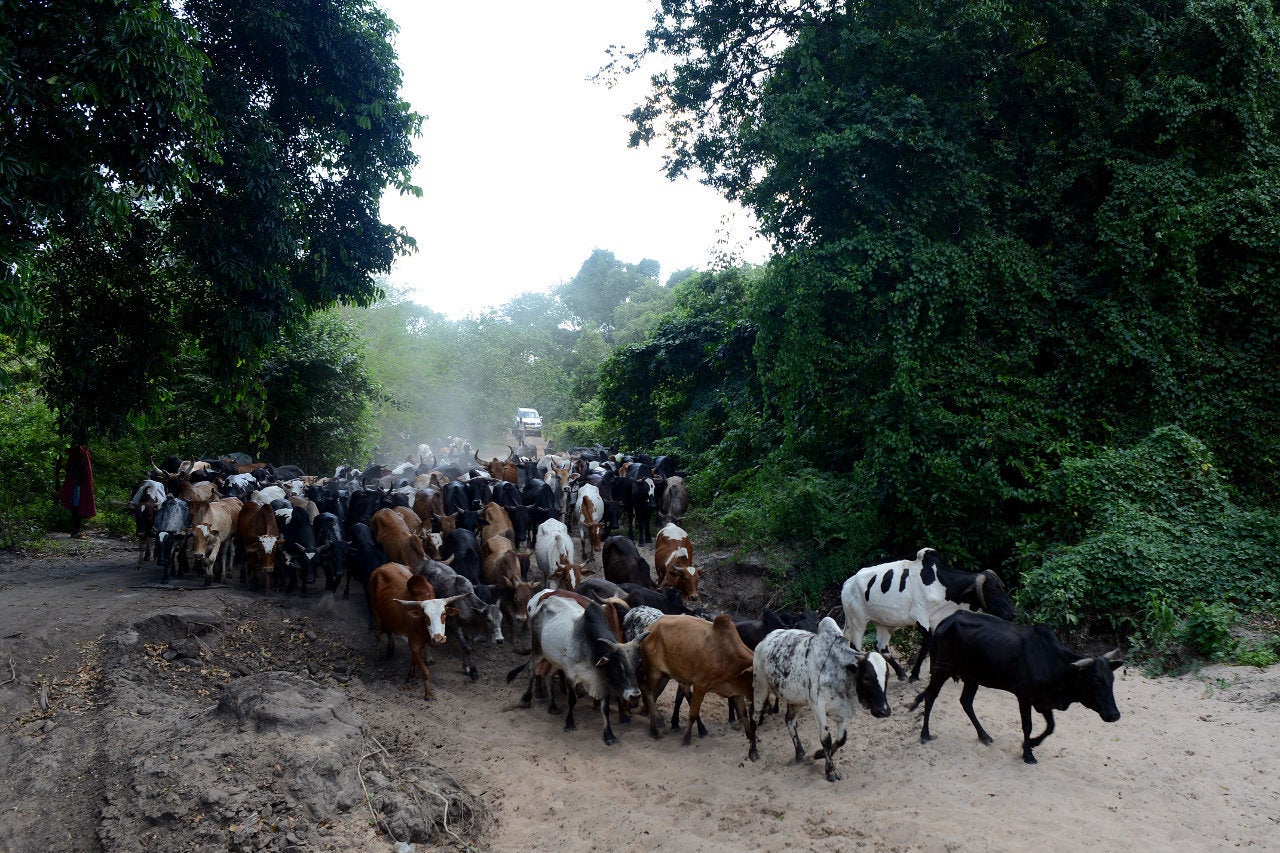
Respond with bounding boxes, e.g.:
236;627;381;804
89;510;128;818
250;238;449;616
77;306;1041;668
127;442;1123;781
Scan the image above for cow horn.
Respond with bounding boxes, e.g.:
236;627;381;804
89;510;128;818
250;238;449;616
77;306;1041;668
1071;657;1094;669
507;445;516;460
443;593;468;604
974;573;987;608
475;449;483;464
1102;648;1123;662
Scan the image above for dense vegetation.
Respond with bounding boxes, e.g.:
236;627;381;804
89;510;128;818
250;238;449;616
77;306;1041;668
4;0;1279;670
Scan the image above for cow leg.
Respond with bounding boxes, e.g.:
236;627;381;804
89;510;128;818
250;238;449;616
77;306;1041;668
733;696;760;761
410;641;434;700
910;672;948;743
600;690;619;746
682;685;710;745
908;628;932;682
784;704;806;762
1022;702;1053;763
959;679;994;745
810;705;842;781
563;687;577;732
645;673;669;738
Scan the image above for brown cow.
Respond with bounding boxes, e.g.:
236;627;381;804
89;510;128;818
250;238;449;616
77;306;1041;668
190;497;243;586
476;449;518;484
655;522;703;600
370;508;426;567
639;613;758;757
368;562;463;700
482;536;538;655
414;488;444;527
478;501;515;554
548;556;595;591
235;500;280;592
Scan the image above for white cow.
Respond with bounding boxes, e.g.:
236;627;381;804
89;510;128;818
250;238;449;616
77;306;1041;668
509;592;647;745
574;482;605;563
752;617;891;782
840;547;1015;680
534;518;575;583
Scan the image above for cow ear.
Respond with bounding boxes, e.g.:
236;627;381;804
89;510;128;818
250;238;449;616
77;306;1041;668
444;607;459;618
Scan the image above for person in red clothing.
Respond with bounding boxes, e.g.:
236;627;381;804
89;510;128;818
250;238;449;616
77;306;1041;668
59;444;97;538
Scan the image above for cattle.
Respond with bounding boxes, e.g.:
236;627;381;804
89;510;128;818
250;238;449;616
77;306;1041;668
440;528;482;586
619;584;689;615
412;488;444;529
151;496;191;585
476;449;518;484
248;485;287;505
575;483;605;563
639;614;759;755
522;477;559;534
508;594;647;745
617;473;657;545
128;479;167;567
312;511;346;593
478;501;516;553
389;504;423;536
280;506;320;595
534;518;575;583
660;475;689;525
414;560;505;680
734;608;792;650
345;522;386;612
481;535;538;656
221;472;259;499
602;535;654;588
491;481;532;547
908;611;1123;764
235;500;280;593
368;563;462;699
547;558;594;591
840;547;1016;681
752;617;891;782
370;507;426;568
175;479;220;504
189;498;243;586
655;522;703;600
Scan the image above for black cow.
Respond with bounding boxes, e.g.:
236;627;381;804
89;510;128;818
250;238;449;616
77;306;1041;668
619;583;688;615
616;475;657;545
414;560;505;680
492;480;532;547
440;528;482;586
312;512;346;593
280;509;318;596
734;608;792;650
522;478;558;532
602;536;653;588
344;522;386;625
909;611;1123;763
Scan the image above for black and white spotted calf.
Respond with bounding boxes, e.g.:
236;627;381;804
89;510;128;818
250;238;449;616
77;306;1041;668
840;547;1015;680
751;617;891;782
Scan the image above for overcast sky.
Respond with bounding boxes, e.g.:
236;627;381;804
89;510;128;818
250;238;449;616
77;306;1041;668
375;0;771;319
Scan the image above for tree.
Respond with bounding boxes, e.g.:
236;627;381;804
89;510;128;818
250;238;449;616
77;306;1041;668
557;249;661;334
622;0;1280;567
13;0;422;439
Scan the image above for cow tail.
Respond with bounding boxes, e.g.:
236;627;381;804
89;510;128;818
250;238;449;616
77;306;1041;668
505;661;529;683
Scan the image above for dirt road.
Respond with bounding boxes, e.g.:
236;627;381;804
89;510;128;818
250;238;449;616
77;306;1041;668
2;533;1279;852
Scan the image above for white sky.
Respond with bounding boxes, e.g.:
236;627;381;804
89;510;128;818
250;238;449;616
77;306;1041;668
375;0;772;319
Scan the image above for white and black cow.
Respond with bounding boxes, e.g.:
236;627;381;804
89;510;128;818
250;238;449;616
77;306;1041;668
752;617;891;782
152;496;191;585
908;610;1123;763
413;560;504;681
508;592;647;745
841;547;1015;680
128;479;167;567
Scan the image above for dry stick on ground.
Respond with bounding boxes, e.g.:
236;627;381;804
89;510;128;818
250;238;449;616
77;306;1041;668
0;655;15;687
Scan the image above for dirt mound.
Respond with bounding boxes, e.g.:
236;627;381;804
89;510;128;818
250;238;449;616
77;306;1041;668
93;606;487;853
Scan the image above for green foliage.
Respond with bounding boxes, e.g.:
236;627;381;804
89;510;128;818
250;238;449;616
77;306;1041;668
1179;602;1238;660
1017;427;1280;636
698;452;885;607
9;0;422;443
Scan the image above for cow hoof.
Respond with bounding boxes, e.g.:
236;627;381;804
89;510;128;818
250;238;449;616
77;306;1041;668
1023;754;1037;764
748;748;759;762
826;772;842;783
920;734;935;743
467;668;479;682
603;735;617;746
980;735;994;745
564;723;576;732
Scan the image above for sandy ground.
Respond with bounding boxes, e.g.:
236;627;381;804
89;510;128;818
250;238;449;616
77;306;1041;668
2;530;1279;852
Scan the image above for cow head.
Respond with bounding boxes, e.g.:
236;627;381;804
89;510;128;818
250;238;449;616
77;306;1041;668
972;570;1017;621
1070;649;1123;722
659;561;703;600
850;650;892;718
395;593;466;646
